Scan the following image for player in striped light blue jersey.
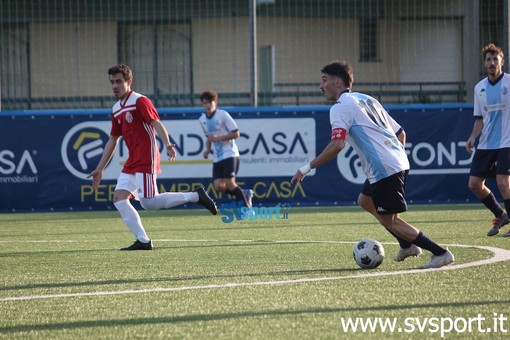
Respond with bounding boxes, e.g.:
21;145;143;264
467;43;510;237
292;60;454;269
199;90;253;208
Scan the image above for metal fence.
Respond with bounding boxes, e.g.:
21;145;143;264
0;0;505;110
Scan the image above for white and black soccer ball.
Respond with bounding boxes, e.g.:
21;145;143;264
353;238;385;269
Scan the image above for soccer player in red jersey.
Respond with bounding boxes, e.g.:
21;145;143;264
88;64;218;250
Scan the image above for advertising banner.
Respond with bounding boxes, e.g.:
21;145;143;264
0;105;485;212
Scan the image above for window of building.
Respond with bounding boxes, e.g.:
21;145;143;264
359;17;379;62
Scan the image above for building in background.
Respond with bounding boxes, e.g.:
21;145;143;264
0;0;507;110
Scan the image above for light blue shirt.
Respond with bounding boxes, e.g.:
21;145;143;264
198;109;240;162
330;92;409;183
473;73;510;149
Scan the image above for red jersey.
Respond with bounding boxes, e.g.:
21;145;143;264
110;91;161;174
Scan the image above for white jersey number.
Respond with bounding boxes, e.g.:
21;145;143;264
358;98;389;129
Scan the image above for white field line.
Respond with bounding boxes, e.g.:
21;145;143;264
0;240;76;243
1;241;509;302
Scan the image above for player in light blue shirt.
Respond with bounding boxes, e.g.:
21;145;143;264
292;60;453;269
466;43;510;237
199;90;253;207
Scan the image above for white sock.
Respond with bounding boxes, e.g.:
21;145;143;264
160;192;198;206
114;199;150;243
141;192;198;210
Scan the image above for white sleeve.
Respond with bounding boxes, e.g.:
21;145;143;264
330;103;352;132
223;111;239;132
198;115;209;136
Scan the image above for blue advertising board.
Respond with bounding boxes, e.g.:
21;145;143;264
0;104;487;212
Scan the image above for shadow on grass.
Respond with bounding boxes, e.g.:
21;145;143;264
0;239;351;259
1;265;359;291
1;300;508;334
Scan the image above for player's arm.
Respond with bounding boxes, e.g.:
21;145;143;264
467;85;484;154
291;139;345;184
203;139;212;159
87;135;119;190
209;112;240;142
311;139;345;168
466;117;483;154
151;119;176;161
396;128;406;145
208;129;240;142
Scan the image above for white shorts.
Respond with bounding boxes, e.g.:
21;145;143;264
115;172;159;199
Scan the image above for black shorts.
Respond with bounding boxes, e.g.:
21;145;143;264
213;157;240;180
363;170;409;215
469;148;510;178
361;179;372;196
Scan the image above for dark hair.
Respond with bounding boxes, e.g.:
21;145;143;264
107;64;133;81
320;60;354;88
482;43;504;60
200;90;218;103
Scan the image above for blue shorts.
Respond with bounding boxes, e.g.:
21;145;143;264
469;148;510;178
213;157;240;180
362;170;409;215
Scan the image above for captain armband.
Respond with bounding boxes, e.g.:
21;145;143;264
331;128;346;141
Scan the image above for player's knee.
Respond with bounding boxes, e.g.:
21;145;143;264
467;180;481;193
357;194;371;212
496;181;510;196
214;182;227;192
139;197;157;210
357;196;367;210
113;191;131;204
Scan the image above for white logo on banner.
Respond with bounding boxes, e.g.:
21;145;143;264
336;146;365;184
61;118;316;180
61;122;111;179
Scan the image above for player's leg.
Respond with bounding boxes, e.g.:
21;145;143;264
232;156;253;207
494;173;510;236
358;191;421;261
469;150;507;236
213;178;227;192
372;171;453;269
222;157;250;207
113;173;152;250
378;214;453;269
137;173;217;215
211;161;238;211
496;148;510;236
212;161;228;193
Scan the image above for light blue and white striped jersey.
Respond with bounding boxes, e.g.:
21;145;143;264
330;92;409;183
473;73;510;149
199;109;240;162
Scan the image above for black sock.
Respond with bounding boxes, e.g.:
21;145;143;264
230;186;248;206
481;192;504;217
412;232;446;256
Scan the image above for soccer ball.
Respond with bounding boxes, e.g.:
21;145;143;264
353;238;385;269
